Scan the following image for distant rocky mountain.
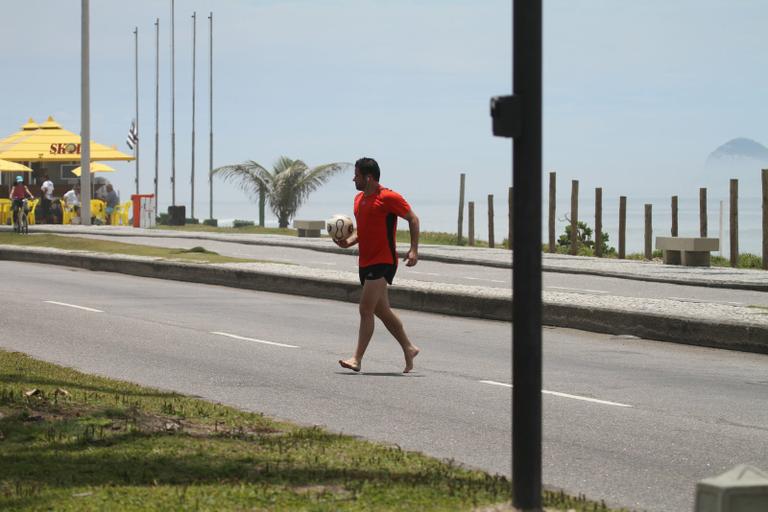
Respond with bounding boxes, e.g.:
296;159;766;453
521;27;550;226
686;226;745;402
706;137;768;164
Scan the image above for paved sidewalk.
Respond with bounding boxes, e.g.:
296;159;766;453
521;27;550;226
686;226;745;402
22;224;768;291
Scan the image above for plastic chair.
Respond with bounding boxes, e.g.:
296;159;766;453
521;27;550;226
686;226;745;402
116;201;131;225
90;199;106;224
0;199;10;225
62;204;80;225
26;199;38;225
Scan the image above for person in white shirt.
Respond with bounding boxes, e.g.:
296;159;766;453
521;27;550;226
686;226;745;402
40;174;54;223
62;184;81;222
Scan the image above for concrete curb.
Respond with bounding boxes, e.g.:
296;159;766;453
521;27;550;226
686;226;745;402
1;246;767;355
23;226;768;291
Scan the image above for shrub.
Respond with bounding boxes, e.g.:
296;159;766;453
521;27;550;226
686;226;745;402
557;219;614;255
203;218;218;227
233;219;255;228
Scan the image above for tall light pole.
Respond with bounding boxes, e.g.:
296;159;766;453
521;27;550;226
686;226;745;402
170;0;176;206
154;18;160;205
208;11;213;221
491;0;542;509
80;0;91;225
133;26;140;195
190;11;197;220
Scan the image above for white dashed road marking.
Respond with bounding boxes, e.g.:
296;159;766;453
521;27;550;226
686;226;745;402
463;277;507;283
210;331;299;348
410;271;441;276
668;297;744;307
44;301;103;313
479;380;632;408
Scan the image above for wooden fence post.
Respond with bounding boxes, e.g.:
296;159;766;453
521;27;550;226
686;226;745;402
730;179;738;267
700;187;707;237
468;201;475;247
671;195;678;236
570;179;579;255
645;203;652;260
595;187;602;257
488;194;495;248
763;169;768;270
457;173;465;245
548;171;556;252
619;196;626;259
508;186;513;250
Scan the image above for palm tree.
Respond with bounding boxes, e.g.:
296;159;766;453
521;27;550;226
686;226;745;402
212;156;349;228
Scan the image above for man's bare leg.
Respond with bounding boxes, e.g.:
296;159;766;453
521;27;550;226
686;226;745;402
374;290;420;373
339;278;388;371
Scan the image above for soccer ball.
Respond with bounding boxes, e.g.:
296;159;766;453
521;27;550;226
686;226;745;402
326;214;354;241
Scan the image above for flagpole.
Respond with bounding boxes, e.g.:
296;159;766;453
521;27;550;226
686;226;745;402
154;18;159;206
170;0;176;206
208;11;213;221
190;11;196;220
80;0;91;226
134;26;139;196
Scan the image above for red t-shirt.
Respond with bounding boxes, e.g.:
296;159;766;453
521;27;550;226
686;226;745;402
11;184;28;200
354;185;411;268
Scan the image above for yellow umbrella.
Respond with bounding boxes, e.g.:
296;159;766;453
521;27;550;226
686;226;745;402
0;116;134;162
0;159;33;173
70;162;116;176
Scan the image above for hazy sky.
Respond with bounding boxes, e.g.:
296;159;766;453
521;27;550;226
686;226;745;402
1;1;765;224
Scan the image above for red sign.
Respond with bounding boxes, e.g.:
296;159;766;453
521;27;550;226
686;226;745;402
49;143;81;155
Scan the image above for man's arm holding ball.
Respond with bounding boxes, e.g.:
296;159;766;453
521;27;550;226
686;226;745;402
334;231;358;249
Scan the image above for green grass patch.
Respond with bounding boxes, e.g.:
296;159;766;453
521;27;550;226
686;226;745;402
0;350;627;511
711;253;764;269
0;233;265;265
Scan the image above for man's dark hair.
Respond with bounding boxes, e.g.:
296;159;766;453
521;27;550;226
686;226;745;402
355;157;380;181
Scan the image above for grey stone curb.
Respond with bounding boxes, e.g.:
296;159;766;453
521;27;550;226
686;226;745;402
22;226;768;291
2;245;767;355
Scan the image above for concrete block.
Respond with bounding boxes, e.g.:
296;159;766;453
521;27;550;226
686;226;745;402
293;220;325;238
695;464;768;512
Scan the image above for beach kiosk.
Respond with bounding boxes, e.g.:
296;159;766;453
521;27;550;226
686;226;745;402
0;116;133;193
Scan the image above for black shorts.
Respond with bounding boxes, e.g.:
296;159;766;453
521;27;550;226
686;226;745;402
359;264;397;285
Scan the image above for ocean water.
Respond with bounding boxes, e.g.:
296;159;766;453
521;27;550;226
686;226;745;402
173;194;765;256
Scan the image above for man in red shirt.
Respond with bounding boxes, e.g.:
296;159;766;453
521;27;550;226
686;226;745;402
334;157;421;373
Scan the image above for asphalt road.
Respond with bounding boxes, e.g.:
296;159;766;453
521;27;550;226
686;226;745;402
2;260;767;512
61;233;768;307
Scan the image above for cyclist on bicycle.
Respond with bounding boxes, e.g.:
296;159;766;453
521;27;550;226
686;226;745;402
10;175;34;226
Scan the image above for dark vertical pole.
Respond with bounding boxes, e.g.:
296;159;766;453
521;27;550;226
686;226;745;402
619;196;626;259
730;179;738;267
699;187;707;237
512;1;542;508
508;186;513;250
488;194;495;248
644;204;652;259
671;195;678;237
548;171;555;252
208;12;214;220
595;187;602;257
570;180;579;255
468;201;475;246
458;173;466;244
763;170;768;270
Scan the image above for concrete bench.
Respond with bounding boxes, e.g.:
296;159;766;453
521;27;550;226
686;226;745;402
655;237;719;267
293;219;325;238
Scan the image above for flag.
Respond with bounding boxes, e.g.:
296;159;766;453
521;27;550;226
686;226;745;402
126;120;138;150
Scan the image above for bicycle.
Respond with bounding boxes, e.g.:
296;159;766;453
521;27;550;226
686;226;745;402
12;198;30;234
